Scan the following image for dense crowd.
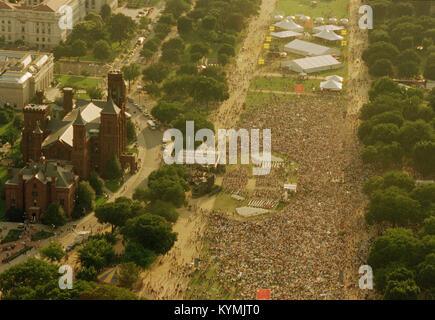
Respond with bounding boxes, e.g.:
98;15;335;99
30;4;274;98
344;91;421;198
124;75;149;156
197;92;375;299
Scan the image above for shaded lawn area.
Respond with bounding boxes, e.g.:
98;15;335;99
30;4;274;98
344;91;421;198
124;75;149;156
1;229;23;244
95;196;108;208
105;180;124;193
71;42;125;63
276;0;349;19
0;122;12;136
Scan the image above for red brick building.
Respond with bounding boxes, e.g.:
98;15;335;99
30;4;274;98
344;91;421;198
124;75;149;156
5;70;137;221
5;159;79;221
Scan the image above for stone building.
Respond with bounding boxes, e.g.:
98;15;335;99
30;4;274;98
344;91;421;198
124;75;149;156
0;50;54;107
0;0;118;49
5;158;79;221
6;70;137;221
21;70;137;179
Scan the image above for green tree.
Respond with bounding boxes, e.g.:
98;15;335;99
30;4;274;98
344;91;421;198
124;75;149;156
127;119;137;144
95;201;132;233
146;200;179;223
87;86;104;99
71;40;87;59
108;13;137;44
118;262;140;289
100;4;111;22
103;155;123;180
366;187;422;226
201;15;217;31
142;63;170;83
384;279;420;300
5;207;24;222
369;58;394;77
121;63;141;91
78;239;115;271
416;253;435;290
0;258;83;299
367;228;424;270
151;101;183;124
89;170;104;196
122;241;156;268
76;181;96;214
41;202;67;227
398;120;433;152
165;0;190;18
412;140;435;176
79;283;137;300
93;39;111;60
76;265;98;282
177;16;193;34
40;241;65;262
121;214;177;254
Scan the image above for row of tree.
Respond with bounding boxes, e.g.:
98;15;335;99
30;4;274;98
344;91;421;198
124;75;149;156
358;77;434;176
364;0;435;79
53;7;137;61
359;77;435;299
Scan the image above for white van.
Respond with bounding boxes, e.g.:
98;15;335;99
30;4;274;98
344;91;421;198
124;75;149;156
147;119;156;130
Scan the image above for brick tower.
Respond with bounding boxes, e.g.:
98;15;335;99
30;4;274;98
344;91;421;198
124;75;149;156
72;110;89;179
22;104;50;162
107;70;127;153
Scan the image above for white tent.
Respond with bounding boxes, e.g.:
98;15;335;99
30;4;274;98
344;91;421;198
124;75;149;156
281;55;342;73
313;29;344;41
340;18;349;24
320;79;342;90
284;39;340;57
301;16;311;21
236;207;269;217
287;16;296;20
270;30;302;39
329;18;338;23
313;24;344;32
273;19;304;31
325;75;343;82
274;15;284;20
315;17;324;23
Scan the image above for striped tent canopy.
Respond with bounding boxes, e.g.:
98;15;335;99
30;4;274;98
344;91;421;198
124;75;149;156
98;266;120;285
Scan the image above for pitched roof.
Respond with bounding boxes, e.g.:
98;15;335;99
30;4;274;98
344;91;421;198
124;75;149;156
73;110;86;126
6;160;76;188
284;39;337;56
320;79;342;90
313;29;344;41
273;19;304;31
270;31;302;38
101;97;121;115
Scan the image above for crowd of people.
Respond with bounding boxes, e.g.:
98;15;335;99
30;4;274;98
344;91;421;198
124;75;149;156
196;91;374;299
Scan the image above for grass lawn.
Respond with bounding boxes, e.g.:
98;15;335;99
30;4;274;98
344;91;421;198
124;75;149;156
95;196;108;208
1;229;23;244
0;166;8;182
105;180;124;193
55;75;102;92
276;0;349;19
31;230;54;241
250;76;322;91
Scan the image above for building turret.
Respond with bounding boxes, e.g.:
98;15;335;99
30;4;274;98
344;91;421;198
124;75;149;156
72;110;89;178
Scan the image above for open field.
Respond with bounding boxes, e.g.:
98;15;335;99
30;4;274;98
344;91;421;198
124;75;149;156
54;75;102;91
275;0;349;19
